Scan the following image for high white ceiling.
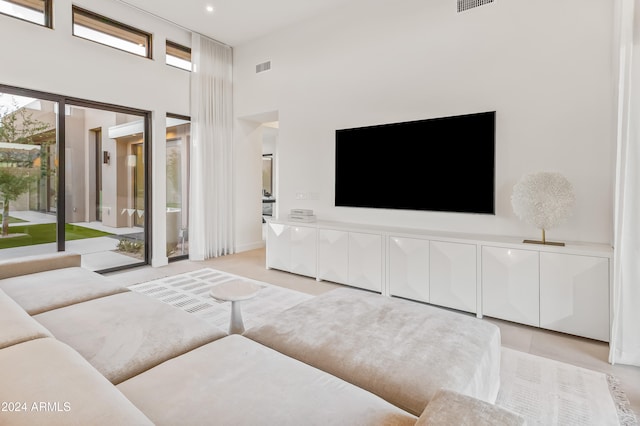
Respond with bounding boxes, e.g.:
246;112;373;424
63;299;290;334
118;0;349;46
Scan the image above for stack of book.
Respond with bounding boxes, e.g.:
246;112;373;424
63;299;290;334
288;209;317;223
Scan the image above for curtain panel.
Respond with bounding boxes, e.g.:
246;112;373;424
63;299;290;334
610;0;640;366
189;34;234;260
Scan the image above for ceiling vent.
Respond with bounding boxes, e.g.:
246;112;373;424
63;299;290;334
457;0;493;12
256;61;271;74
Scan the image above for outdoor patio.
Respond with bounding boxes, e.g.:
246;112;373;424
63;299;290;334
1;210;143;271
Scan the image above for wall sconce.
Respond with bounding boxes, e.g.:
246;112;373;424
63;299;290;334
102;151;110;165
126;154;137;167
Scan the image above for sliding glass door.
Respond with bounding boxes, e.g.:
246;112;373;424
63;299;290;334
0;84;150;271
64;104;148;271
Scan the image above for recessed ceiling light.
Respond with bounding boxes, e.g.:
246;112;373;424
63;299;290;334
206;5;214;13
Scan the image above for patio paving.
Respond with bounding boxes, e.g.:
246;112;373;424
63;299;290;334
7;210;56;225
1;211;145;271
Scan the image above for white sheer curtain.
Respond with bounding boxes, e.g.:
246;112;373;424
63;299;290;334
609;0;640;366
189;34;234;260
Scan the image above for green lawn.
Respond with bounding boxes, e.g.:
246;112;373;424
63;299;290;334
0;223;113;249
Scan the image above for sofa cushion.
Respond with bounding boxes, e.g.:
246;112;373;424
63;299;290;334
0;252;81;280
118;335;417;426
244;287;502;416
0;289;51;350
0;338;152;425
416;389;526;426
35;291;227;384
0;267;128;315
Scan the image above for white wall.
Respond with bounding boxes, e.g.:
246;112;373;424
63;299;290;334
1;0;191;114
233;0;617;245
0;0;192;265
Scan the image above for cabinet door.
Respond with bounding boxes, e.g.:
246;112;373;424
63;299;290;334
482;246;539;326
540;253;610;341
290;225;317;278
348;232;383;292
389;236;429;302
318;229;349;284
430;241;477;313
266;222;290;271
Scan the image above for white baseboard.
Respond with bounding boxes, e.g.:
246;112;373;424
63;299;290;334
236;240;266;253
151;256;169;267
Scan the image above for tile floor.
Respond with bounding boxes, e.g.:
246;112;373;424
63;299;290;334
105;247;640;419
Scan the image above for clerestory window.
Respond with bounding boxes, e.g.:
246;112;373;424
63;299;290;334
0;0;52;27
72;6;152;59
166;41;192;71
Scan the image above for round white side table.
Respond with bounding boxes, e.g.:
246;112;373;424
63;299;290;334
209;280;262;334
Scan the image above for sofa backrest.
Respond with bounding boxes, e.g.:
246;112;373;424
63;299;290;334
0;252;81;280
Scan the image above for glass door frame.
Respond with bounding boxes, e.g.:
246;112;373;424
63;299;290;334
166;112;190;263
0;83;152;270
92;128;102;222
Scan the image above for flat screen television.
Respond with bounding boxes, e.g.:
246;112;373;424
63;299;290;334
335;111;496;214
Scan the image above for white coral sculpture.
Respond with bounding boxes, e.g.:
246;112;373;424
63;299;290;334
511;172;575;243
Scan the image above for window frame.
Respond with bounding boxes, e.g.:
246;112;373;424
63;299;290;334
72;6;153;59
166;40;192;71
0;0;53;28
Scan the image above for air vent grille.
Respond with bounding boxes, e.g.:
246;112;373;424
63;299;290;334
457;0;493;12
256;61;271;73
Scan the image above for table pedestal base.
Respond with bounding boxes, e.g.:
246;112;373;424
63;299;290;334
229;301;245;334
208;280;262;335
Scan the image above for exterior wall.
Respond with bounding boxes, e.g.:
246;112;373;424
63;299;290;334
65;108;86;224
83;109;117;225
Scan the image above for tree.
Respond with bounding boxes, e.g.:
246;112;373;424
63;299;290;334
0;169;35;235
0;99;50;144
0;96;51;237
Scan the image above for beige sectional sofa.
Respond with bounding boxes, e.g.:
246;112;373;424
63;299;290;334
0;252;525;425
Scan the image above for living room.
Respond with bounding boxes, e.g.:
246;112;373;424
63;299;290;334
1;0;639;424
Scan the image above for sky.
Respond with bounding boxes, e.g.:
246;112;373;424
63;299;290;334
0;94;38;119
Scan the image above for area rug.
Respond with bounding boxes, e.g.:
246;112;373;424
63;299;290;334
497;347;637;426
128;268;313;332
130;268;636;425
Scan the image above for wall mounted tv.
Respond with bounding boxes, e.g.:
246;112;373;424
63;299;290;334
335;111;496;214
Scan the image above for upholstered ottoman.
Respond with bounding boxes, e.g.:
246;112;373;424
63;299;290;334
118;335;417;426
416;389;526;425
34;291;227;384
244;287;501;416
0;289;52;350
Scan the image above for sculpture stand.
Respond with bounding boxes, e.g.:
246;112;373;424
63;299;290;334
523;229;565;247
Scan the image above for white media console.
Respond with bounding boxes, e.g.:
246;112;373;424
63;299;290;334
266;218;613;342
